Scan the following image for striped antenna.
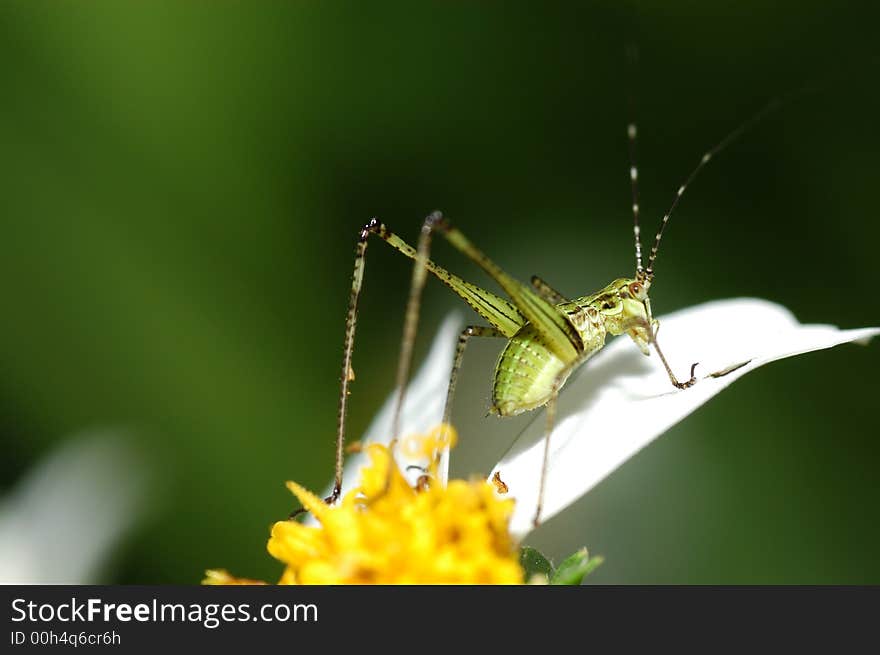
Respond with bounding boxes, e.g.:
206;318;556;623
645;95;785;282
628;122;644;279
625;43;646;280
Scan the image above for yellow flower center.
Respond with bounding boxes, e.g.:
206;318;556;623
205;426;523;585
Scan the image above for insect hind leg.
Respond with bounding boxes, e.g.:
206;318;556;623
290;213;440;519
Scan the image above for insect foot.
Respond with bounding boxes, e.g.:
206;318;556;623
673;362;700;389
288;487;341;521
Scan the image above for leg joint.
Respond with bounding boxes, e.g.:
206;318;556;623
361;214;445;242
424;210;449;233
459;325;502;341
360;217;385;241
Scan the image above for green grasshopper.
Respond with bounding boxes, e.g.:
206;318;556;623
316;97;782;528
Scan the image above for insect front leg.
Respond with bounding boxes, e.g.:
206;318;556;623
651;335;698;390
638;298;698;390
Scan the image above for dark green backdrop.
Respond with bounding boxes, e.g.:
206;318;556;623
1;1;878;583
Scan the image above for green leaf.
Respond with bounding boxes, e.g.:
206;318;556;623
550;548;604;585
519;546;554;582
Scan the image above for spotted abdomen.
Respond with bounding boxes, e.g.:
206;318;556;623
491;325;572;416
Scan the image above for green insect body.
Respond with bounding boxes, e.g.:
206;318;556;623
492;278;653;416
365;220;679;423
298;96;782;527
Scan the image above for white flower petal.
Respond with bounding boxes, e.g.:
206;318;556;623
490;298;879;537
0;430;150;584
313;299;876;540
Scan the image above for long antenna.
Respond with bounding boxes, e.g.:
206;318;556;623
625;44;645;280
645;94;787;282
628;123;644;278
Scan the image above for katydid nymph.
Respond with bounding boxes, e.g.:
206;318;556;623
304;97;784;528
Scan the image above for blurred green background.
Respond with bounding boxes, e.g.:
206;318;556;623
1;1;878;584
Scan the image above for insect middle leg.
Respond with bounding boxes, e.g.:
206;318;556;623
432;325;505;484
443;326;506;425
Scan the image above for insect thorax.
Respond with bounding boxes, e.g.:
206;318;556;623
573;277;653;353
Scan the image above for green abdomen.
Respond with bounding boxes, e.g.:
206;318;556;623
492;325;570;417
